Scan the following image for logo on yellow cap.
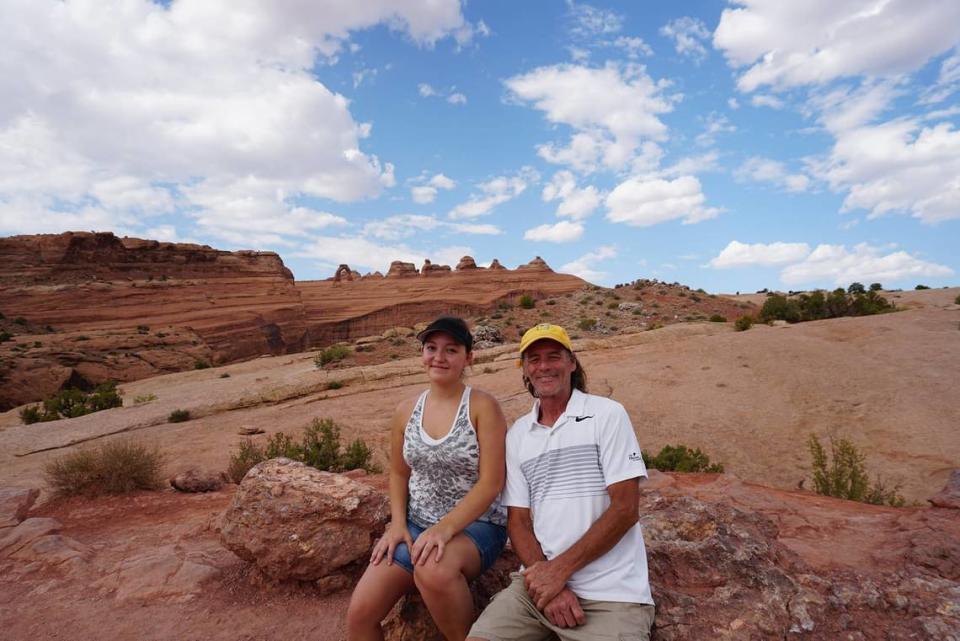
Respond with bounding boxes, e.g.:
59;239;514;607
519;323;574;355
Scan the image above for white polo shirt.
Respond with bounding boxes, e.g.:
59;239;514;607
502;389;653;604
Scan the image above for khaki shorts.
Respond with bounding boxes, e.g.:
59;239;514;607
469;573;655;641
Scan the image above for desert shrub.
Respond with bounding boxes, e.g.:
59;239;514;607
219;372;230;378
807;434;904;507
545;299;556;306
327;380;344;390
632;308;642;315
519;294;535;309
578;318;597;331
869;283;883;292
315;344;351;367
0;331;12;342
498;301;512;310
168;409;190;423
75;335;90;341
227;418;381;479
955;294;960;305
734;315;754;331
133;393;157;405
14;317;27;326
709;314;727;322
194;359;210;369
227;439;266;483
643;444;724;473
915;284;930;290
607;302;618;309
847;282;866;295
760;294;801;323
136;324;149;333
20;382;122;424
45;440;165;497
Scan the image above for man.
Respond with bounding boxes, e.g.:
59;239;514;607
467;323;655;641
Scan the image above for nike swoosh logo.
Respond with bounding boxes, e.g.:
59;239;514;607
574;415;594;422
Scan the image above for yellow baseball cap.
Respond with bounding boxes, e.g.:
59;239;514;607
519;323;574;355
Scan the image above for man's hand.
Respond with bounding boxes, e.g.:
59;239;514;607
521;559;569;609
542;588;585;628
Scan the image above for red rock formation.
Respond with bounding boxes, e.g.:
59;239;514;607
386;261;418;278
488;258;505;270
455;256;478;271
420;259;451;276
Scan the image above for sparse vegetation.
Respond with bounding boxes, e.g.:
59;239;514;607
133;393;157;405
807;434;904;507
315;344;351;367
326;380;344;390
0;331;11;343
226;417;380;483
577;318;597;331
734;315;754;331
519;294;536;309
709;314;727;322
545;299;556;305
136;324;150;334
915;284;930;290
955;294;960;305
20;382;123;424
759;286;895;324
194;359;210;369
168;409;190;423
44;439;165;497
219;372;231;378
643;444;724;473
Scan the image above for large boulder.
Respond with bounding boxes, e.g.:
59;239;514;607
472;325;504;350
0;486;39;528
219;458;389;583
169;469;224;493
929;469;960;509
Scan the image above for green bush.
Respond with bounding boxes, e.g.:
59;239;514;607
219;372;231;378
607;302;618;309
760;294;801;323
20;382;123;424
643;444;724;473
519;294;536;309
709;314;727;322
0;330;11;342
847;282;866;295
734;315;754;331
545;299;556;305
869;283;883;292
45;440;165;497
915;284;930;290
194;359;210;369
954;294;960;305
807;434;904;507
327;380;344;390
226;417;380;483
168;409;190;423
578;318;597;331
315;344;351;367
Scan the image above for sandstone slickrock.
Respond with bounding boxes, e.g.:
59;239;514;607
94;543;227;602
169;469;224;493
0;517;61;557
929;469;960;509
0;486;39;528
219;458;389;582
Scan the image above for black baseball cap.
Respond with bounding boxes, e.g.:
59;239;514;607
416;317;474;351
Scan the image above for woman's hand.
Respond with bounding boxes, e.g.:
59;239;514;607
370;521;413;566
410;523;453;565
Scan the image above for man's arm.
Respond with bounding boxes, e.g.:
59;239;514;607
507;507;585;628
521;477;640;609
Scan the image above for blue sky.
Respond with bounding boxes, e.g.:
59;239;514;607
2;1;959;292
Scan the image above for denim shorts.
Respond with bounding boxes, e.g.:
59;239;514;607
392;518;507;575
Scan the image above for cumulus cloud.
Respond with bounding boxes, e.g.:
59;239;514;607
541;171;602;220
708;240;812;268
560;245;617;282
751;94;784;109
0;0;473;242
920;50;960;104
362;214;500;240
696;112;736;146
448;168;538;219
410;172;457;204
735;157;811;193
505;62;676;173
714;0;960;92
605;175;720;227
447;92;468;105
613;36;653;59
566;2;623;39
780;243;953;286
523;220;584;243
660;17;711;61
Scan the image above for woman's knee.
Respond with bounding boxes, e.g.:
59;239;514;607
413;559;464;592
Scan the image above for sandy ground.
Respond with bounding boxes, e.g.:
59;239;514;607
2;287;956;504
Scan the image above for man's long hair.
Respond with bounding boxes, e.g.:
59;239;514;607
523;351;588;398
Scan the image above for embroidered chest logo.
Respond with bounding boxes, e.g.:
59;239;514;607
574;415;594;422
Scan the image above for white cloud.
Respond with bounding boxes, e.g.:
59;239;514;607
362;214;500;240
447;92;467;105
735;157;811;193
567;2;623;38
418;83;438;97
523;220;584;243
714;1;960;92
751;94;784;109
0;0;473;242
560;245;617;282
541;171;602;220
352;67;378;88
659;151;720;178
505;62;676;172
708;240;812;268
728;97;740;110
614;36;653;59
696;112;736;146
410;172;456;204
448;168;538;219
605;175;720;227
813;118;960;223
920;50;960;104
780;243;953;286
660;17;711;61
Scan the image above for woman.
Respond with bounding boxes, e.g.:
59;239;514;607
346;317;508;641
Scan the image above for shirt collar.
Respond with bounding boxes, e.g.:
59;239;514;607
527;388;588;431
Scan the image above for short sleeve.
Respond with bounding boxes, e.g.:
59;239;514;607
599;403;647;486
501;432;530;508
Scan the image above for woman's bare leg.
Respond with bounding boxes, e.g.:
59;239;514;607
346;561;416;641
413;534;483;641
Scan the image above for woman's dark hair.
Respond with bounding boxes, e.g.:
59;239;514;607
522;350;588;398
